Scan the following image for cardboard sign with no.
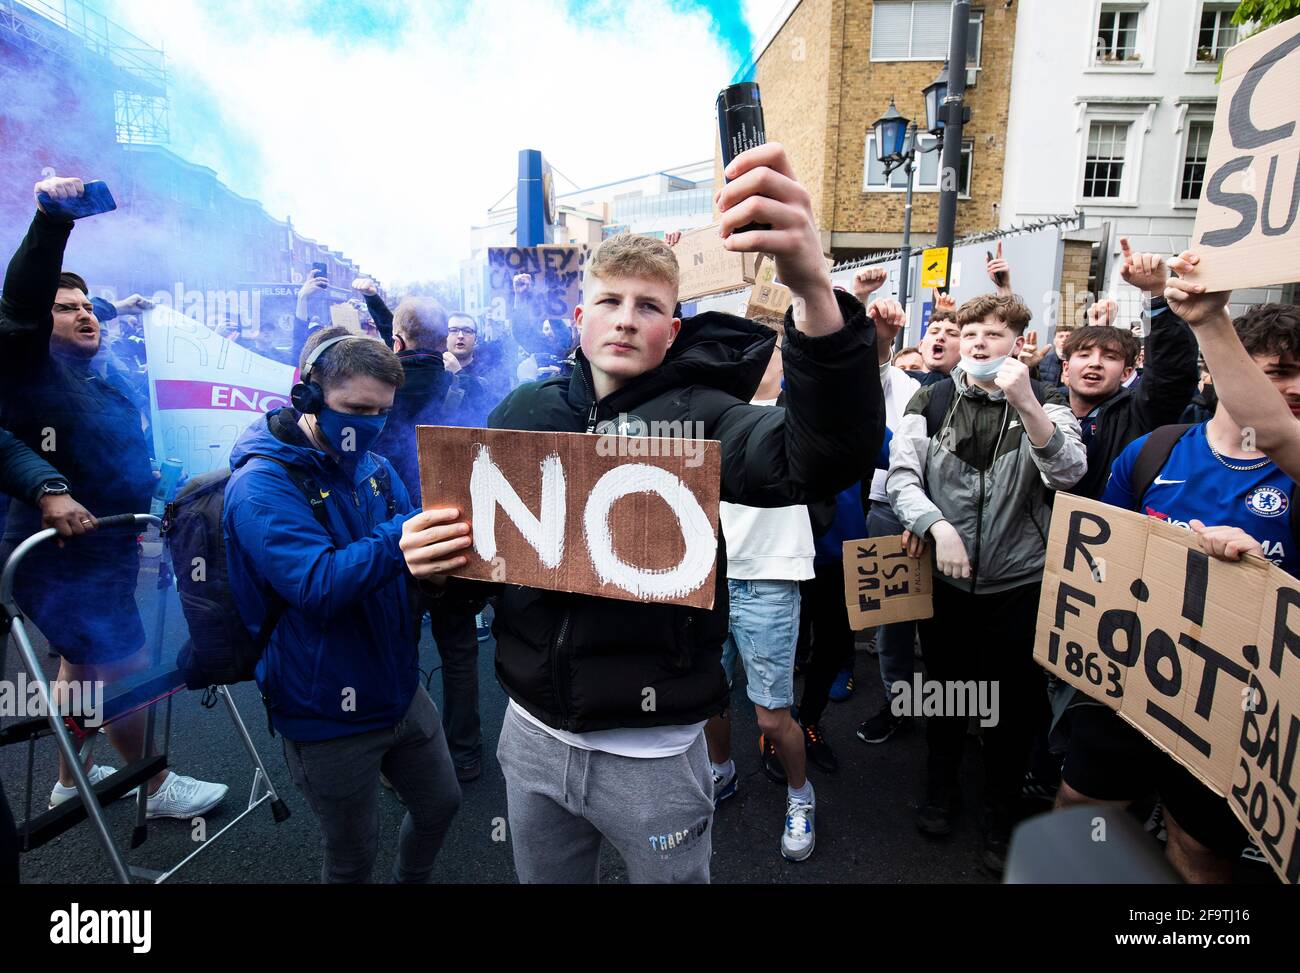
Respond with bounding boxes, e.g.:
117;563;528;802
842;534;934;629
675;224;761;302
1035;493;1300;884
1186;15;1300;292
417;425;722;609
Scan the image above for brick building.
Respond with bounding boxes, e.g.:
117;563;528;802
0;0;376;327
721;0;1019;260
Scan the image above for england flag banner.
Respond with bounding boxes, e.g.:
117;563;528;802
143;305;296;477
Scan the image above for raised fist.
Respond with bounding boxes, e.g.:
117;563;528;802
34;176;85;213
852;267;888;302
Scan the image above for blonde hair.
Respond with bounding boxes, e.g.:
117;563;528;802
392;297;447;350
584;233;679;297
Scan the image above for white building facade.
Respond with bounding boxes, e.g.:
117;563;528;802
1000;0;1286;313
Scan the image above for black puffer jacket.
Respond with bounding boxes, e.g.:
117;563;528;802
485;290;884;732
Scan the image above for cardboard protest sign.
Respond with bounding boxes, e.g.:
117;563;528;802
486;245;587;323
842;534;933;629
1035;493;1300;883
328;302;361;333
1186;15;1300;292
745;254;792;323
417;425;722;609
143;305;296;477
676;224;761;302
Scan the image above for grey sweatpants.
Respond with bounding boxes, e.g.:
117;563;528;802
497;705;714;884
282;685;462;884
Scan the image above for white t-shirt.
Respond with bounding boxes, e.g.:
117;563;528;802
719;397;816;581
510;700;705;758
870;364;921;503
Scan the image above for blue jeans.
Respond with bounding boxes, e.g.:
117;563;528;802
720;579;801;710
866;502;916;705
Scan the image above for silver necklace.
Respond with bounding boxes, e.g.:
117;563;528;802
1207;437;1271;472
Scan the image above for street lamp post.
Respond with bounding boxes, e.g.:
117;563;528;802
895;125;917;317
872;85;944;349
934;0;971;278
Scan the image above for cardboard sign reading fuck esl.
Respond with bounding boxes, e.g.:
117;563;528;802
842;534;933;630
1035;494;1300;884
1186;15;1300;292
417;425;722;609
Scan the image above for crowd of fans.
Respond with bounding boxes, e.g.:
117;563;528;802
1;142;1297;886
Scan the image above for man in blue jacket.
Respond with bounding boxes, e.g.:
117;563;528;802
223;325;461;883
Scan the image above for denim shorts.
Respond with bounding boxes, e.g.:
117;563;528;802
720;579;801;710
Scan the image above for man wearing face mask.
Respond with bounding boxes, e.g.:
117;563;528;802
223;326;462;883
886;293;1086;875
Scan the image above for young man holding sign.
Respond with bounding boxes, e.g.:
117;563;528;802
402;142;885;883
886;293;1086;873
1055;264;1300;883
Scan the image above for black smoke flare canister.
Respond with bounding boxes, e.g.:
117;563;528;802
716;82;770;234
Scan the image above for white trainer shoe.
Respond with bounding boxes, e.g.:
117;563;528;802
145;772;229;819
49;764;131;809
781;790;816;862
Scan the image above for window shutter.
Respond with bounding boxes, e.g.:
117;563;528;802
912;1;952;58
871;2;913;59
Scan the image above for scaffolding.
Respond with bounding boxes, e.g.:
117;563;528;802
1;0;169;144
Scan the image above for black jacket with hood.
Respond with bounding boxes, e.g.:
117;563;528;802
475;289;884;733
1067;299;1199;500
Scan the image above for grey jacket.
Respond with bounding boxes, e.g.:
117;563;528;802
886;367;1086;594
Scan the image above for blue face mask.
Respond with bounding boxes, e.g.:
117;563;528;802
315;408;387;462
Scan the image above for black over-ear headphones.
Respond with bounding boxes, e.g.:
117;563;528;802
290;335;359;415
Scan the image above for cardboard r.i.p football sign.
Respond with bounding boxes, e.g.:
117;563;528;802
417;425;722;608
1035;494;1300;884
842;534;933;629
1185;14;1300;292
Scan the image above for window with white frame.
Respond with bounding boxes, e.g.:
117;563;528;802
863;133;913;190
863;134;973;198
966;11;984;70
1095;4;1142;63
1196;4;1238;62
1083;120;1129;199
871;1;983;65
1181;120;1214;201
917;139;973;196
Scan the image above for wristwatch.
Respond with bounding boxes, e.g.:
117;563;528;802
35;480;70;501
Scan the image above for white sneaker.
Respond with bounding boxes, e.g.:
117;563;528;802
49;764;131;809
781;790;816;862
145;772;229;819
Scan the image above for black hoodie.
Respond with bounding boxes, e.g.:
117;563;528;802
479;290;884;732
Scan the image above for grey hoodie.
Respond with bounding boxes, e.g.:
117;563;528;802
886;367;1086;594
